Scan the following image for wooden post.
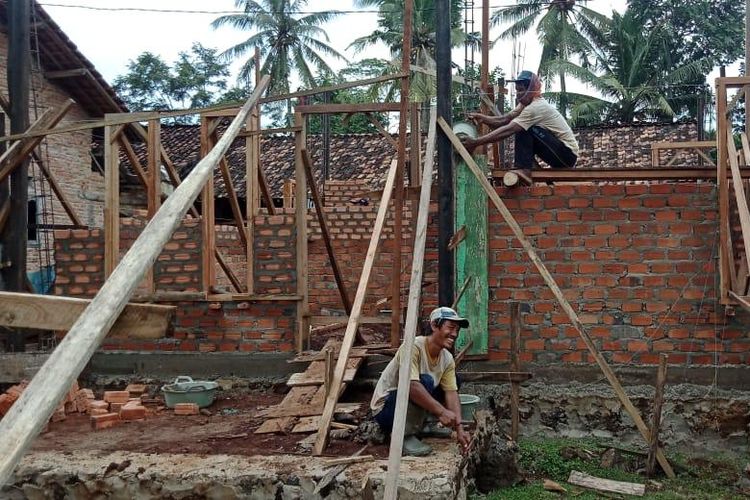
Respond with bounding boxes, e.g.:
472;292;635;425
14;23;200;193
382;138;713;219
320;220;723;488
646;354;668;477
0;77;269;486
104;122;120;279
479;0;489;156
200;117;216;293
383;106;437;499
390;0;412;349
745;0;749;134
409;102;421;186
146;119;161;293
294;112;309;352
439;117;676;479
717;79;729;303
313;156;401;456
510;302;522;441
324;347;334;399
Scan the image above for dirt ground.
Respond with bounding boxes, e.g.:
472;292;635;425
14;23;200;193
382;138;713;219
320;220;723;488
31;387;390;459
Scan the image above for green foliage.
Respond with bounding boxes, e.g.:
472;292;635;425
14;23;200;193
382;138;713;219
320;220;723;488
113;43;234;121
477;437;745;500
627;0;744;68
211;0;346;96
546;10;710;126
454;63;506;120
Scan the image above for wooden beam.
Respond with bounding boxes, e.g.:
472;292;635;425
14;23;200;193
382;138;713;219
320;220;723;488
0;291;174;339
312;155;401;456
0;200;8;234
383;104;436;499
118;135;148;188
728;290;750;314
200;119;216;294
295;113;309;352
409;103;422;186
727;130;750;278
0;76;270;486
717;80;730;303
447;225;467;251
510;302;522;441
438;117;676;479
296;103;401;115
302;149;352;315
310;315;392;326
492;167;750;182
211;130;248;250
246;99;257;295
646;354;668;477
365;112;398;150
146;119;161;294
0;100;72;185
567;471;645;497
104;123;120;279
451;276;472;309
44;68;88;79
719;76;750;87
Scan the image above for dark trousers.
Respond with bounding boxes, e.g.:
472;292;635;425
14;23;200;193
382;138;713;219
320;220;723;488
374;374;444;433
515;125;577;169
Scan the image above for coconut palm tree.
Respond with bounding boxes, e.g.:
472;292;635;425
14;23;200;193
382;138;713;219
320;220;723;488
491;0;609;116
211;0;346;96
545;11;710;126
348;0;464;101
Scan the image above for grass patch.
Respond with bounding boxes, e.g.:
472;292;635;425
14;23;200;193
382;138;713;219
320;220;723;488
476;437;746;499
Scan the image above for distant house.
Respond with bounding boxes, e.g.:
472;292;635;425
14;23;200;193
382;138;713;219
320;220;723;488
0;0;127;291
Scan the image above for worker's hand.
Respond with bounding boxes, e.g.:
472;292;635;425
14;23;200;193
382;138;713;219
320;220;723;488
456;428;471;454
460;137;477;154
438;408;459;428
466;112;486;125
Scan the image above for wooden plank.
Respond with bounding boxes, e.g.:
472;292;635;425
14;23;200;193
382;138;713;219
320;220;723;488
294;113;309;352
409;102;421;186
296;103;402;115
384;102;436;498
324;455;374;467
200;119;216;294
302;150;352;315
0;101;73;185
287;357;361;386
0;200;8;234
254;417;294;434
0;291;174;339
451;276;472;309
365;112;398;150
726;129;750;278
312;154;402;456
214;249;244;293
309;315;391;326
651;140;716;149
447;225;466;251
104;123;120;279
439;117;676;479
313;445;369;495
646;354;668;477
245;105;257;295
117;135;148;188
146;119;161;294
717;80;730;303
567;471;645;496
260;402;362;419
510;302;522;441
0;75;271;486
494;167;750;182
728;290;750;314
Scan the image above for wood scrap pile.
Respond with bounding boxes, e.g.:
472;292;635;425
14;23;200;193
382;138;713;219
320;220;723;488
255;339;378;435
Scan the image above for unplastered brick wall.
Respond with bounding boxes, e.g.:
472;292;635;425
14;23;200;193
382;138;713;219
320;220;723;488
500;122;699;169
486;182;750;366
323;179;372;206
0;35;104;274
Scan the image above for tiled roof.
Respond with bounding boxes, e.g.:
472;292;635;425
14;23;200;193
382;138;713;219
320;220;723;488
122;123;399;198
0;1;127;116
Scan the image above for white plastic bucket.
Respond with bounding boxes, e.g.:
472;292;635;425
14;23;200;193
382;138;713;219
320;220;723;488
452;121;478;140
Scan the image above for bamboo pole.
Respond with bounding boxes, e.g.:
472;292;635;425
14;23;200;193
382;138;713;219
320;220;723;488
0;76;269;487
438;117;676;479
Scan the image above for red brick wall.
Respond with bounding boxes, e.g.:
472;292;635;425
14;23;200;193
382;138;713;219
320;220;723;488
54;181;750;365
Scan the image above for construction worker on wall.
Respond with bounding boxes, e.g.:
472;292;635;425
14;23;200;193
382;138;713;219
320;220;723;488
462;70;579;177
370;307;471;456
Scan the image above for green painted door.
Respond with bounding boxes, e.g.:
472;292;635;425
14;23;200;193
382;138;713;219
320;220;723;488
454;156;489;356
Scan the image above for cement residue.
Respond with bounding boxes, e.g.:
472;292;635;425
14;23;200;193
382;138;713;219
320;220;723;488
465;381;750;454
468;411;520;494
5;444;467;500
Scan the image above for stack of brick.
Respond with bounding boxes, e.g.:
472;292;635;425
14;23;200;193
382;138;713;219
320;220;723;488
0;381;29;418
90;385;149;430
0;380;96;426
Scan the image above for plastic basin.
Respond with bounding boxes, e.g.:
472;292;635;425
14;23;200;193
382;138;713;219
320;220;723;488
460;393;480;422
161;376;219;409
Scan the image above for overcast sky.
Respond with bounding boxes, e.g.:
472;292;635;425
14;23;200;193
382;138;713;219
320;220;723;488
39;0;629;88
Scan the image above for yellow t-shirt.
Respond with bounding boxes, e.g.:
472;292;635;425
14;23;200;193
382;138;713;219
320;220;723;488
370;335;458;413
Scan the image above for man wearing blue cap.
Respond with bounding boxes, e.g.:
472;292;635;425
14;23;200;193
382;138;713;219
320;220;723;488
462;70;579;177
370;306;471;456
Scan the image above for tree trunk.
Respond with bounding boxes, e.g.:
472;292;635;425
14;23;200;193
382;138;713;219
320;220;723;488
558;71;568;119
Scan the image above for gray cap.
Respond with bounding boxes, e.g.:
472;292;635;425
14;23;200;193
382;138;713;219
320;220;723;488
429;306;469;328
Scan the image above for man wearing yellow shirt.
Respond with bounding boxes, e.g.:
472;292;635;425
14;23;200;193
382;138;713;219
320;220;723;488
370;307;471;456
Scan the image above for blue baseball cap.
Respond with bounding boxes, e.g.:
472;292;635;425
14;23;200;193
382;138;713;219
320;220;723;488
429;306;469;328
507;70;536;83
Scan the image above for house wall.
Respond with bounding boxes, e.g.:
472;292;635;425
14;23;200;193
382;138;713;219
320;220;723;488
0;33;103;279
54;180;749;366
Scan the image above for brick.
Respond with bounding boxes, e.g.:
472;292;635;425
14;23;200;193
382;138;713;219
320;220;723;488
91;412;120;430
88;400;109;413
90;408;109;416
120;405;147;421
103;391;130;404
174;403;200;416
125;384;147;397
